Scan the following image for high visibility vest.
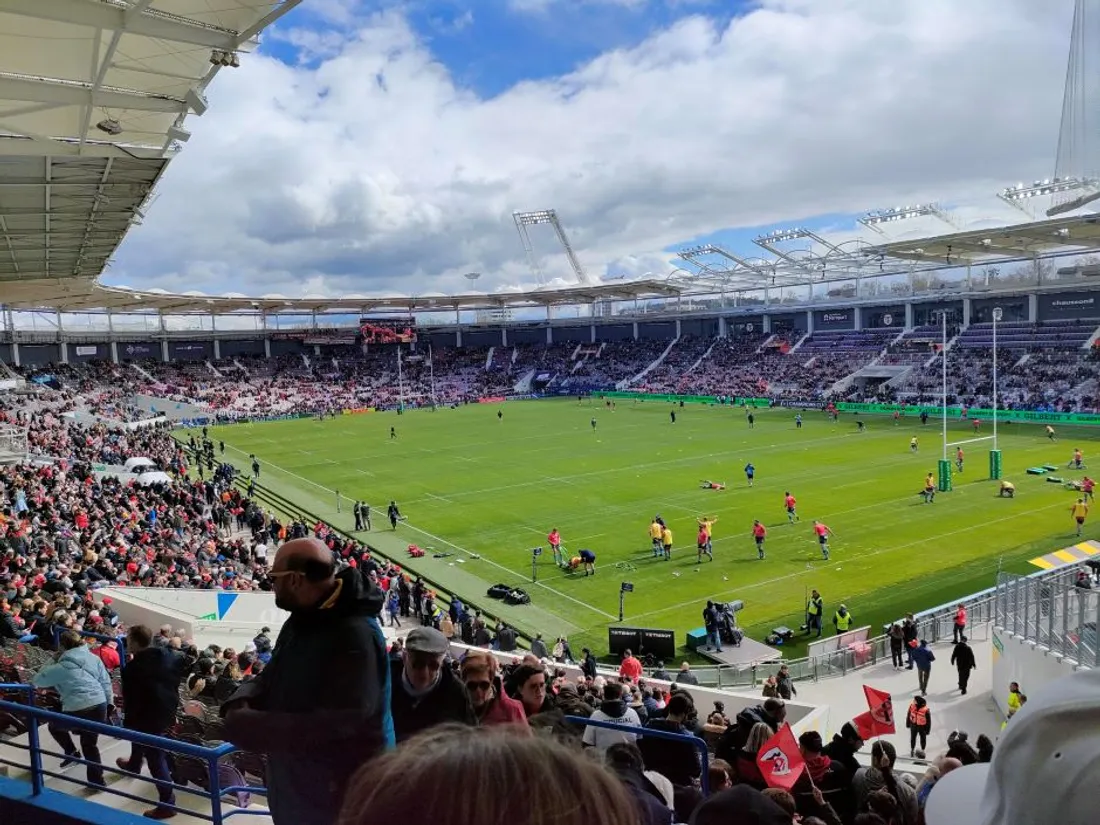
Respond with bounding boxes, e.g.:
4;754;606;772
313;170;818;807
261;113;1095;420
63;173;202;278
908;703;929;727
807;598;822;616
834;611;853;631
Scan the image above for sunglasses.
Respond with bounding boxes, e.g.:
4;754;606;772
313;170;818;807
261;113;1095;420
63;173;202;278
267;570;299;580
465;680;493;692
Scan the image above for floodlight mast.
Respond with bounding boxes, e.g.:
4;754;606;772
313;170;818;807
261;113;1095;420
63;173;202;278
513;209;594;286
1049;0;1100;216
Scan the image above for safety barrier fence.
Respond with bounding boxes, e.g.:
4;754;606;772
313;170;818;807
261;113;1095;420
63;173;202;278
564;715;711;795
0;684;268;824
995;569;1100;667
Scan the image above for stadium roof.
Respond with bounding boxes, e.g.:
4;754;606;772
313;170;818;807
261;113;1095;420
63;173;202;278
0;277;683;314
0;0;301;283
861;214;1100;266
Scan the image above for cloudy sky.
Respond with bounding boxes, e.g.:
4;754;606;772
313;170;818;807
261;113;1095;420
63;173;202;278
106;0;1075;299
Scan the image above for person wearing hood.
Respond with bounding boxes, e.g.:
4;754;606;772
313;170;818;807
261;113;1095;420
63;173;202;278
221;539;394;825
853;740;918;825
582;681;641;753
32;630;113;787
821;720;864;822
389;626;475;742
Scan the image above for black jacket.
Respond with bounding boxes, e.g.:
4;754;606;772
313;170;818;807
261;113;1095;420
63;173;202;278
222;568;393;825
389;659;475;742
121;646;187;733
951;642;976;671
638;719;701;787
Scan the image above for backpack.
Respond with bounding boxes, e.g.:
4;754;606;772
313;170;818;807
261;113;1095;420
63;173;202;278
487;583;511;599
504;588;530;605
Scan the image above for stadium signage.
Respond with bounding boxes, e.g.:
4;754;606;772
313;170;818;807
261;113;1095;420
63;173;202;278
814;309;854;329
835;402;1100;426
779;400;823;410
607;626;676;659
74;345;99;356
1038;291;1099;321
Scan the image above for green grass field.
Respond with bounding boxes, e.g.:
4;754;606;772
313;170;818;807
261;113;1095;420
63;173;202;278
204;400;1100;658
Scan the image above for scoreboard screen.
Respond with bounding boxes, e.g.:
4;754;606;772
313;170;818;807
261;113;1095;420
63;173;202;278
359;317;417;344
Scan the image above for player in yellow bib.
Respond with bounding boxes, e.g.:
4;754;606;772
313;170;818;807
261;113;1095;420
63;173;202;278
1071;498;1089;536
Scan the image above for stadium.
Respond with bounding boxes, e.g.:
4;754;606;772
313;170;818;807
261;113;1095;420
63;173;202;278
0;1;1098;824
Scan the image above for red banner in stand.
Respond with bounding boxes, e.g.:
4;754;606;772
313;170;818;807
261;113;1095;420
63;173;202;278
853;685;896;739
755;723;806;792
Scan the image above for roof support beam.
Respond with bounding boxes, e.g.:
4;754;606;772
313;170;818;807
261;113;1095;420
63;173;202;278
0;0;243;51
0;135;166;159
0;73;185;114
233;0;306;47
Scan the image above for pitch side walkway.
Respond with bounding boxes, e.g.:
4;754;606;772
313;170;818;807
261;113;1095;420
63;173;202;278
791;635;1003;759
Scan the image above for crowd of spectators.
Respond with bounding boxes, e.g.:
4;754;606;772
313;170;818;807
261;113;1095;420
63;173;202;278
10;323;1099;418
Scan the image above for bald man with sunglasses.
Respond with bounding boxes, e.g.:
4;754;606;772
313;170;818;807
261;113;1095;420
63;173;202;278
221;538;394;825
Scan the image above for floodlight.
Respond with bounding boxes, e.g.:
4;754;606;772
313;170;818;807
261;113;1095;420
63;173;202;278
755;227;809;245
463;272;481;281
95;118;123;136
998;178;1082;200
860;204;941;226
166;126;191;143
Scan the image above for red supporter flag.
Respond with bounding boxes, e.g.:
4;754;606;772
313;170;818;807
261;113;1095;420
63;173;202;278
755;723;806;791
853;685;896;739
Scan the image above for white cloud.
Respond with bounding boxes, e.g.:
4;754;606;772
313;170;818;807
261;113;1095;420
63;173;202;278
110;0;1075;300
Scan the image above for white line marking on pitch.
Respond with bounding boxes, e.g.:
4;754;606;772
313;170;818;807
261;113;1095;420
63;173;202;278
425;492;453;504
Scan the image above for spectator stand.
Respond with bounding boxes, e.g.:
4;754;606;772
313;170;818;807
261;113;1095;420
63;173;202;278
442;638;830;738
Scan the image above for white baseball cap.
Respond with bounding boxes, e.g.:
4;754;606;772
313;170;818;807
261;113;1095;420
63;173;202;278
924;667;1100;825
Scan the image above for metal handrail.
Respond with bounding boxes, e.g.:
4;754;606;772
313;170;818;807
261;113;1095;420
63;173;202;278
0;686;268;825
564;714;711;795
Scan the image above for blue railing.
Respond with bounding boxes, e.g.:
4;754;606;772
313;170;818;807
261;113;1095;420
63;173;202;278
564;715;711;794
0;684;268;824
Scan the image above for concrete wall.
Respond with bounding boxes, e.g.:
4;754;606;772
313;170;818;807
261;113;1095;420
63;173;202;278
92;587;289;651
989;626;1088;718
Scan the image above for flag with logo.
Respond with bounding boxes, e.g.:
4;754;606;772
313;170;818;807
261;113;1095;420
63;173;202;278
755;723;806;791
853;685;896;739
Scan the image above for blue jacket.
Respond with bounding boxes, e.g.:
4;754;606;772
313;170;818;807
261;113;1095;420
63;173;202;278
911;645;936;671
33;645;113;712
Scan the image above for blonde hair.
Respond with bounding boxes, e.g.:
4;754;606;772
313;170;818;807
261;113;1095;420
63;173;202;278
460;651;498;679
745;722;774;754
338;725;638;825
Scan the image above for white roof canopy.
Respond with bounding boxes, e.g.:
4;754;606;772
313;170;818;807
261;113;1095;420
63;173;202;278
0;0;301;283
